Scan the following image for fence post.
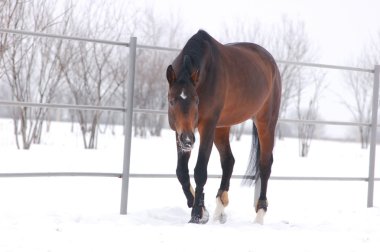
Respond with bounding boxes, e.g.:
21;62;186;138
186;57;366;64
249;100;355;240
368;65;380;207
120;37;137;215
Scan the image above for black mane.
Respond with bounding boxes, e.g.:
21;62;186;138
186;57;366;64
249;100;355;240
181;30;214;77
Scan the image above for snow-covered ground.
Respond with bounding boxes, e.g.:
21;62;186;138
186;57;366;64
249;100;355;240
0;119;379;252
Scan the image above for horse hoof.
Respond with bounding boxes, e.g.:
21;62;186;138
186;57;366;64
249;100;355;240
189;208;209;224
213;197;227;224
214;212;227;224
254;208;266;225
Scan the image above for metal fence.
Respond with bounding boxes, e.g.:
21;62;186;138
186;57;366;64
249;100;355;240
0;28;379;214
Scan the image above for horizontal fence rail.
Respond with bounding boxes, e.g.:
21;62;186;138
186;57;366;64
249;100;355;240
1;172;379;182
0;100;125;112
0;29;378;212
277;60;374;73
0;172;122;178
0;28;130;46
1;29;374;72
0;100;375;127
0;28;180;52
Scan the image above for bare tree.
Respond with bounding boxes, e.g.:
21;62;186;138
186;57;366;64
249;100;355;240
0;0;16;108
60;42;119;148
342;34;379;148
296;71;325;157
0;0;69;149
59;1;133;148
0;0;21;78
133;6;184;137
343;70;372;148
270;17;316;139
0;0;6;60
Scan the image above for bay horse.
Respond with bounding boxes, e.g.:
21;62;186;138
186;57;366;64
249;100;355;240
166;30;281;224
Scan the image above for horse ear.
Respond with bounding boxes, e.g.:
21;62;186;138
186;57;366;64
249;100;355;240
191;69;199;84
166;65;176;85
184;55;198;84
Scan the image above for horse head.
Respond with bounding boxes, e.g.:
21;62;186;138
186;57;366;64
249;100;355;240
166;55;199;152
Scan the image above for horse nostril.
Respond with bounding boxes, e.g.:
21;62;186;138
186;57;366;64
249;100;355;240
180;133;194;148
184;137;192;147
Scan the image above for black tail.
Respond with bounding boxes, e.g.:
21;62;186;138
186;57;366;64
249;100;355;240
242;121;260;186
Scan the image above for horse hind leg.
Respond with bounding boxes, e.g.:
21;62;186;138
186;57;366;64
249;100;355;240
254;156;273;225
213;127;235;224
254;121;275;225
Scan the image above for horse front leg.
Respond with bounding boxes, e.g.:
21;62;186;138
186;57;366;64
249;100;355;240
189;124;215;224
175;133;194;208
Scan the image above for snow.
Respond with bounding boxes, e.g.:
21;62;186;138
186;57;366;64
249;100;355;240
0;119;379;252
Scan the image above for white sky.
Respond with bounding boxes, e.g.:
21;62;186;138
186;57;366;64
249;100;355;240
148;0;380;66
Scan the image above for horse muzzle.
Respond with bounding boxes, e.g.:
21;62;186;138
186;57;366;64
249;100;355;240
178;132;195;152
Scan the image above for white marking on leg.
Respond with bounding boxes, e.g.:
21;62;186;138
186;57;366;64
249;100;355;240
201;207;209;224
213;197;227;224
180;88;187;100
254;209;266;225
190;185;195;198
213;197;224;220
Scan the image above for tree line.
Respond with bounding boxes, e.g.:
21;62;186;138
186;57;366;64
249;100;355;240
1;0;378;156
0;0;180;149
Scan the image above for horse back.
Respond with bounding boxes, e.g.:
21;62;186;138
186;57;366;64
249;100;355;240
214;42;281;126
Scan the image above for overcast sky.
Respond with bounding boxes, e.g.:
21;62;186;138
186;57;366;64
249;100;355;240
147;0;379;66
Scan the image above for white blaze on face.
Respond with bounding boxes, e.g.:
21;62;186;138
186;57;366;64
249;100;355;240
180;88;187;100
